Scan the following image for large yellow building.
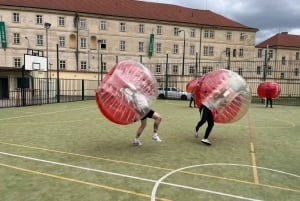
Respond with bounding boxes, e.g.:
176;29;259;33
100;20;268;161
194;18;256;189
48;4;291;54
0;0;258;81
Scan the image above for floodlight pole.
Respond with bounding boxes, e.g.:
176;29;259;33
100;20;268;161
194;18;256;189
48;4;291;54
25;36;30;49
97;40;100;85
179;30;186;75
44;22;51;103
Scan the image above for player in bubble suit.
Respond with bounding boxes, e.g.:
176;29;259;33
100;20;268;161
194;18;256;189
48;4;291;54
122;83;162;146
193;89;228;146
193;69;251;146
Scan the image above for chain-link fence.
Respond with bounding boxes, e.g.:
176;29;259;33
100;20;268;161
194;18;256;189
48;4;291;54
1;60;300;108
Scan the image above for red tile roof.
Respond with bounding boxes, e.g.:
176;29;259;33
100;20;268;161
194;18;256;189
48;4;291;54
0;0;257;31
256;32;300;48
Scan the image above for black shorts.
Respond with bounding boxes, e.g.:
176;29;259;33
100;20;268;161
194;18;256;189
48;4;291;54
141;110;155;120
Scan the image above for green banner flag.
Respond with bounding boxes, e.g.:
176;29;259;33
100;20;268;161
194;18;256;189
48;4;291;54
0;21;7;48
148;33;154;57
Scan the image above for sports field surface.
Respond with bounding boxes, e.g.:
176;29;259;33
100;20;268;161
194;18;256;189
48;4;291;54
0;100;299;201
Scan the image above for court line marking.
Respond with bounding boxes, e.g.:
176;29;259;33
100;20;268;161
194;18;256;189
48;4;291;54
0;162;170;201
0;106;95;121
1;141;299;193
0;152;266;201
247;111;259;184
151;163;300;201
1;151;299;201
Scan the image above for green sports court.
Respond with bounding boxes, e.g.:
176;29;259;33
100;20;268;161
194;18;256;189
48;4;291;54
0;100;299;201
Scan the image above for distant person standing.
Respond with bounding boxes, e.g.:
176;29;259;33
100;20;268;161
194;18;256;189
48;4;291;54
266;97;273;108
265;90;273;108
189;93;196;108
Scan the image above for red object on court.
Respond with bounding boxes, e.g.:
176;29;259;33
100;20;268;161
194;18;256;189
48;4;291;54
186;77;201;93
194;69;251;123
257;82;281;99
96;60;158;125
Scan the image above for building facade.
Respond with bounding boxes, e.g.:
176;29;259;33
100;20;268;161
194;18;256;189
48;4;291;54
0;0;258;80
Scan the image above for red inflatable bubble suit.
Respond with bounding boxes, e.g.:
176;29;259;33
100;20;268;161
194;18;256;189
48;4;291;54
186;77;201;93
257;81;281;99
194;69;251;123
96;60;158;125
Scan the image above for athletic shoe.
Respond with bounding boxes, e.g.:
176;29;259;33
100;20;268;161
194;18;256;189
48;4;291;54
152;133;162;142
201;138;211;146
132;138;142;146
194;128;199;138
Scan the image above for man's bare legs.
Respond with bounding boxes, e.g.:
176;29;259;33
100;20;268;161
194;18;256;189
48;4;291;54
133;111;162;146
152;112;162;142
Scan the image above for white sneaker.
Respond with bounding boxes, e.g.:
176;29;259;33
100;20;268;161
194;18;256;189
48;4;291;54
194;128;199;138
201;138;211;146
152;133;162;142
133;138;142;146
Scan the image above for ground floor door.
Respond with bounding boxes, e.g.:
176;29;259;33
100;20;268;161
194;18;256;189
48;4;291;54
0;77;9;99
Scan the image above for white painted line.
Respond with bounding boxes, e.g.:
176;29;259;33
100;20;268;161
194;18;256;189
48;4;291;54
151;164;264;201
0;106;94;121
1;152;299;201
151;163;300;201
0;151;156;183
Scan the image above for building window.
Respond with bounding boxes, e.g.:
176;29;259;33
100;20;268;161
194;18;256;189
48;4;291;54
80;38;87;49
190;29;195;37
80;61;87;70
202;66;213;74
157;26;162;35
282;56;286;65
172;65;178;74
120;22;126;32
13;13;20;23
268;50;273;59
13;33;20;44
204;30;214;39
190;45;195;55
189;65;195;74
203;46;214;56
155;64;161;74
173;44;179;54
238;68;243;76
256;66;261;75
120;40;126;51
233;49;237;57
296;52;299;60
226;32;232;40
59;60;66;69
139;24;144;33
138;42;144;52
14;58;21;68
258;49;262;58
101;62;107;72
294;68;299;76
280;72;285;79
174;27;180;36
267;66;272;75
156;43;162;53
36;34;43;46
239;48;244;57
240;32;246;41
99;39;106;49
36;15;43;25
100;21;106;30
225;48;230;57
79;18;86;29
58;16;65;27
59;36;65;47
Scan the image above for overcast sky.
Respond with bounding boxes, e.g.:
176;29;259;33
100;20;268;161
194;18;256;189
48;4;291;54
140;0;300;44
